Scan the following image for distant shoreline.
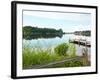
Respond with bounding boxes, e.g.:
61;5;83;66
23;26;91;40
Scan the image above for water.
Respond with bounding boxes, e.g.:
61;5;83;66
23;34;91;56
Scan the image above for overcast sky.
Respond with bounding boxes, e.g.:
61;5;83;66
23;10;91;32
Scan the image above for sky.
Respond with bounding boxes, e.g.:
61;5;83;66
23;10;91;32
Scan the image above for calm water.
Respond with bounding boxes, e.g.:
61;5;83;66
23;34;91;56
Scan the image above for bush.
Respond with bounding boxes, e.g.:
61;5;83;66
68;43;77;57
64;61;83;67
54;43;69;56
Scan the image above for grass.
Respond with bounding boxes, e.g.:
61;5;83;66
23;43;85;69
23;48;66;69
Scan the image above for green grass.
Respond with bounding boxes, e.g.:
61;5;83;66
23;48;66;69
22;43;84;69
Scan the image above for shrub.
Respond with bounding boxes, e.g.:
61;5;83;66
54;43;69;56
64;61;83;67
68;43;77;57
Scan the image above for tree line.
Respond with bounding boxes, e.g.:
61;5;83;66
23;26;64;39
74;30;91;36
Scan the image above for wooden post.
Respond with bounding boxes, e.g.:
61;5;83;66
82;48;89;66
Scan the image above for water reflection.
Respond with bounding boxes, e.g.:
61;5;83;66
23;34;91;56
23;33;63;40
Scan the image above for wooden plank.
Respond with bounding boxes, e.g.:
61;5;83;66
24;56;83;69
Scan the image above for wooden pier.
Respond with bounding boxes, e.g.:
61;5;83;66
69;39;91;47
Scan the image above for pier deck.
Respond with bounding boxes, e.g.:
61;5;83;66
69;39;91;47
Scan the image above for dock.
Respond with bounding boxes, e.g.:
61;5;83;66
69;39;91;47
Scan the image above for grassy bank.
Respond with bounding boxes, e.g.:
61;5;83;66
23;43;84;69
